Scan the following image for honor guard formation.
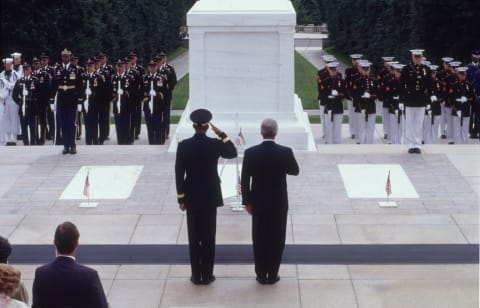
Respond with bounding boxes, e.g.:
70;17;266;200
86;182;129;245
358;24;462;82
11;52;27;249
317;49;480;152
0;49;177;153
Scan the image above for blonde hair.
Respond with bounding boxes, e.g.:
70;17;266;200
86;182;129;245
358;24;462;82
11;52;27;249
0;263;21;296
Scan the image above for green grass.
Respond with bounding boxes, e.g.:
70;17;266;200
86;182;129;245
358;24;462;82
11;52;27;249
295;51;319;109
323;47;350;65
168;47;187;62
172;74;189;110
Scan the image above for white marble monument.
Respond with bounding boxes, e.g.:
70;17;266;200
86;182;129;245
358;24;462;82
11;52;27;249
169;0;315;151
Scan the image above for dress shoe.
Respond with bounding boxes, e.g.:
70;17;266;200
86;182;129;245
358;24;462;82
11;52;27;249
440;134;447;139
414;148;421;154
448;141;454;145
384;134;388;139
190;276;202;285
135;135;139;140
62;148;69;155
202;275;216;285
408;148;415;154
70;147;77;155
256;276;268;285
351;134;355;139
268;276;280;284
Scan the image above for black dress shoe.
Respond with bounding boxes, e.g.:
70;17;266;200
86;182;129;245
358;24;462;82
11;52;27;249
190;277;202;285
448;141;454;145
202;275;216;285
408;148;415;154
62;148;69;154
351;134;355;139
415;148;421;154
256;276;268;285
384;134;388;139
70;147;77;154
135;135;139;140
268;276;280;284
441;134;447;139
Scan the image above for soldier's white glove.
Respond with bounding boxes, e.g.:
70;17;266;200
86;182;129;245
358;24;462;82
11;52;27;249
149;89;156;97
393;96;399;101
362;92;371;99
456;110;461;118
395;110;399;116
117;88;124;96
460;96;467;103
331;89;338;97
430;95;437;102
22;89;29;96
85;88;92;96
84;100;89;113
361;109;366;116
50;103;56;111
327;110;332;117
77;104;83;112
426;104;431;111
428;110;432;117
148;101;153;112
399;103;404;111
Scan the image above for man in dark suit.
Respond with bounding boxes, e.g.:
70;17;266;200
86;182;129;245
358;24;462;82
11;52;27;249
32;221;108;308
241;118;299;285
175;109;237;285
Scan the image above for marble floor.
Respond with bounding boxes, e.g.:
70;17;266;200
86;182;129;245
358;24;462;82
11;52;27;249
1;124;478;307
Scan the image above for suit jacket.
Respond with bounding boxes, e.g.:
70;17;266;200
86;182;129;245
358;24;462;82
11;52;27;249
241;141;299;214
32;256;108;308
175;132;237;209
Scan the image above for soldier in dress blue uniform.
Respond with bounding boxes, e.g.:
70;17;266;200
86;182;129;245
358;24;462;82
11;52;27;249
377;57;396;140
142;60;167;145
352;60;377;144
345;54;363;139
437;57;454;139
51;49;84;154
12;63;39;145
157;51;177;139
445;61;461;144
82;58;106;145
32;57;51;145
127;51;145;140
467;50;480;138
111;59;136;145
451;67;476;144
399;49;432;153
175;109;237;285
97;52;115;143
316;55;336;139
386;64;405;144
423;65;443;144
39;53;56;142
71;55;85;141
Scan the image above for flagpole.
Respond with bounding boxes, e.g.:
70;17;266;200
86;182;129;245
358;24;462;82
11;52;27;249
386;170;390;204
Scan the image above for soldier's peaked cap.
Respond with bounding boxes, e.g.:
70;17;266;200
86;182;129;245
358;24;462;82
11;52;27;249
115;59;125;65
40;52;49;59
31;57;40;64
190;109;212;127
22;62;31;69
61;49;72;55
410;49;425;56
472;50;480;58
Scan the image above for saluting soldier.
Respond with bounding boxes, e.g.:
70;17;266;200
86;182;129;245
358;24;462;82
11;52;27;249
318;61;346;144
12;63;39;145
111;59;136;145
386;63;405;144
353;60;377;144
451;67;476;144
175;109;237;285
377;57;395;140
344;54;363;139
399;49;432;153
158;51;177;139
82;58;106;145
423;65;443;144
142;60;167;145
51;49;84;154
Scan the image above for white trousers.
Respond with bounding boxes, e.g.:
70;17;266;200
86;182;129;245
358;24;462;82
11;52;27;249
0;102;5;144
2;96;19;141
453;116;469;144
440;103;447;136
423;114;440;144
405;106;425;149
389;113;405;144
324;113;343;144
319;101;325;138
382;106;390;137
356;112;375;144
445;107;453;142
347;100;355;136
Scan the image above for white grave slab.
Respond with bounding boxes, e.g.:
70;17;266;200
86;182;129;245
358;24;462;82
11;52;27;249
338;164;419;199
60;166;143;200
169;0;315;151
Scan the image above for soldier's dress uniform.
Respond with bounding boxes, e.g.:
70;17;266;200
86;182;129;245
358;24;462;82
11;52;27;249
142;64;167;145
385;64;405;145
32;58;51;144
39;54;56;142
467;50;480;138
51;49;84;154
444;61;461;144
175;109;237;284
318;62;346;144
97;53;116;144
316;55;336;138
0;59;20;145
437;58;453;138
400;49;432;153
158;54;177;138
12;64;40;145
128;53;146;140
72;57;86;141
451;67;476;144
423;66;443;144
344;54;363;138
352;61;377;144
111;61;136;145
82;60;106;145
377;57;395;140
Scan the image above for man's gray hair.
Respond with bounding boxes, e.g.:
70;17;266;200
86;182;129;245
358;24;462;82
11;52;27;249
261;118;278;139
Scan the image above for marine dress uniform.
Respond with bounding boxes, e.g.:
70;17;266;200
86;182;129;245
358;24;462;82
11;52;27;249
175;109;237;285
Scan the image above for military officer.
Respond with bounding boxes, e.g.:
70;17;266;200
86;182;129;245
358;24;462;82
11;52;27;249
316;55;336;138
158;51;177;139
127;51;145;140
175;109;237;285
142;60;166;145
399;49;432;153
437;57;454;139
13;63;39;145
82;58;106;145
353;60;377;144
1;58;20;145
467;50;480;138
386;63;405;144
51;49;84;154
451;67;476;144
344;54;363;139
423;65;443;144
71;55;85;141
445;61;461;144
32;57;50;144
377;57;396;140
111;59;136;145
40;53;56;141
97;52;115;143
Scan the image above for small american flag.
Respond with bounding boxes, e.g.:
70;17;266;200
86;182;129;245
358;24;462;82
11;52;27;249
385;170;392;197
236;175;242;196
83;171;90;198
235;128;246;146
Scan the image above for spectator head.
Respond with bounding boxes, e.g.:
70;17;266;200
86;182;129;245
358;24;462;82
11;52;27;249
0;264;21;296
0;236;12;263
261;118;278;139
54;221;80;255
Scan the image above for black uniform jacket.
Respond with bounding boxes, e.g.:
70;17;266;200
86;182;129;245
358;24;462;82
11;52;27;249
175;132;237;209
241;141;299;214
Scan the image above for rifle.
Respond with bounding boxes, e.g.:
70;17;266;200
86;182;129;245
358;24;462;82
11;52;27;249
84;79;90;113
149;80;154;113
116;81;122;115
22;82;29;144
53;93;58;147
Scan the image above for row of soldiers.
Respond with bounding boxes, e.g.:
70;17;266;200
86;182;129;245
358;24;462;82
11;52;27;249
0;49;177;152
316;49;479;152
